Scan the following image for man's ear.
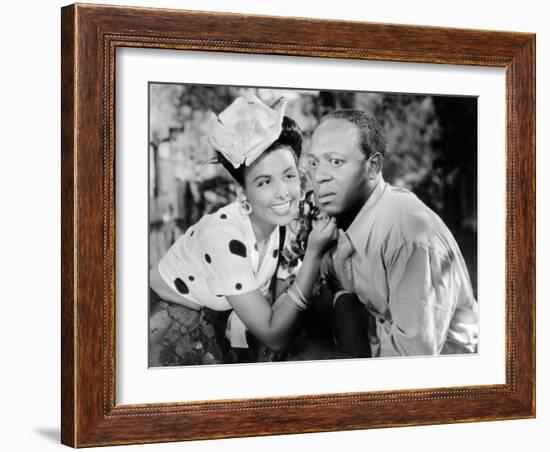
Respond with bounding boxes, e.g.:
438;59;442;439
368;153;384;176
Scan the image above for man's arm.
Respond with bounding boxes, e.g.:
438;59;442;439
379;241;458;357
313;251;371;357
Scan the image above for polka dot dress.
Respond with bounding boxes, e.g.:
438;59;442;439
157;201;280;312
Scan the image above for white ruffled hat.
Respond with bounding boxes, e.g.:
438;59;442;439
207;94;287;169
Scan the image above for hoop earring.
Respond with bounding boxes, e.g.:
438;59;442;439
238;192;252;215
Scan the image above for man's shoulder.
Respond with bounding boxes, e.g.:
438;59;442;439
381;185;443;243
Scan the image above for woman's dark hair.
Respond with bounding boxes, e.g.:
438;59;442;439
217;115;303;186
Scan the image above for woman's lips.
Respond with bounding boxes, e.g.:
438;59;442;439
270;200;293;215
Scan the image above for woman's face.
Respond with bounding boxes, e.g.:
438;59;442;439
243;146;301;228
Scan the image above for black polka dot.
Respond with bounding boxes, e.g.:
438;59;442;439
174;278;189;295
254;243;259;251
204;253;211;263
235;283;242;290
188;275;195;281
189;230;194;237
272;249;279;258
216;294;223;297
229;239;247;258
220;213;227;219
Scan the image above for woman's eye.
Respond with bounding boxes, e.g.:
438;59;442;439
330;159;343;167
257;180;270;187
286;173;297;180
308;160;318;168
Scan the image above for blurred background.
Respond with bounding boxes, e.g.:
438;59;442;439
149;83;477;294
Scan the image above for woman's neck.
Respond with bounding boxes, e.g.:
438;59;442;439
249;212;277;244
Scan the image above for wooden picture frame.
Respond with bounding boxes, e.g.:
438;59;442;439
61;3;535;447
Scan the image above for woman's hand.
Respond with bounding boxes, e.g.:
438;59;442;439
226;219;336;353
306;216;338;257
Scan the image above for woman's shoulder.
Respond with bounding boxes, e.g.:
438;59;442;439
205;201;242;224
194;202;253;248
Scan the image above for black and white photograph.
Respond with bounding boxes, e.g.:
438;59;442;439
148;83;479;367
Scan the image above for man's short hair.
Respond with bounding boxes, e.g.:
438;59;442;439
323;109;386;159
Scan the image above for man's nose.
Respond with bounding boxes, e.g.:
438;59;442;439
314;165;332;184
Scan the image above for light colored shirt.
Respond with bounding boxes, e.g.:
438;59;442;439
158;201;280;347
322;178;478;357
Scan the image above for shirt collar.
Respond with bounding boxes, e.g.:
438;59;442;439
344;177;387;252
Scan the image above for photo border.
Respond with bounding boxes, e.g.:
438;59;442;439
61;3;535;447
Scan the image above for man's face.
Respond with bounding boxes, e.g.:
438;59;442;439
307;118;370;218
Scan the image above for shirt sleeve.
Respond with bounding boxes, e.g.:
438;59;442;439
197;225;259;297
157;233;191;297
379;241;459;356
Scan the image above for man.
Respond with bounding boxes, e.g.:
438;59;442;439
307;110;478;357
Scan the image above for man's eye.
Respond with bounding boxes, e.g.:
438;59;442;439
308;160;318;168
286;173;297;180
330;159;343;167
257;180;270;187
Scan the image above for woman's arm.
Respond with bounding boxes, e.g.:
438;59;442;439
227;217;337;352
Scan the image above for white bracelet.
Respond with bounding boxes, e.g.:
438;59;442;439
285;283;309;311
283;295;304;312
292;282;309;309
293;282;308;306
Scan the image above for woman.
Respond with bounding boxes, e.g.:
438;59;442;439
150;95;337;356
